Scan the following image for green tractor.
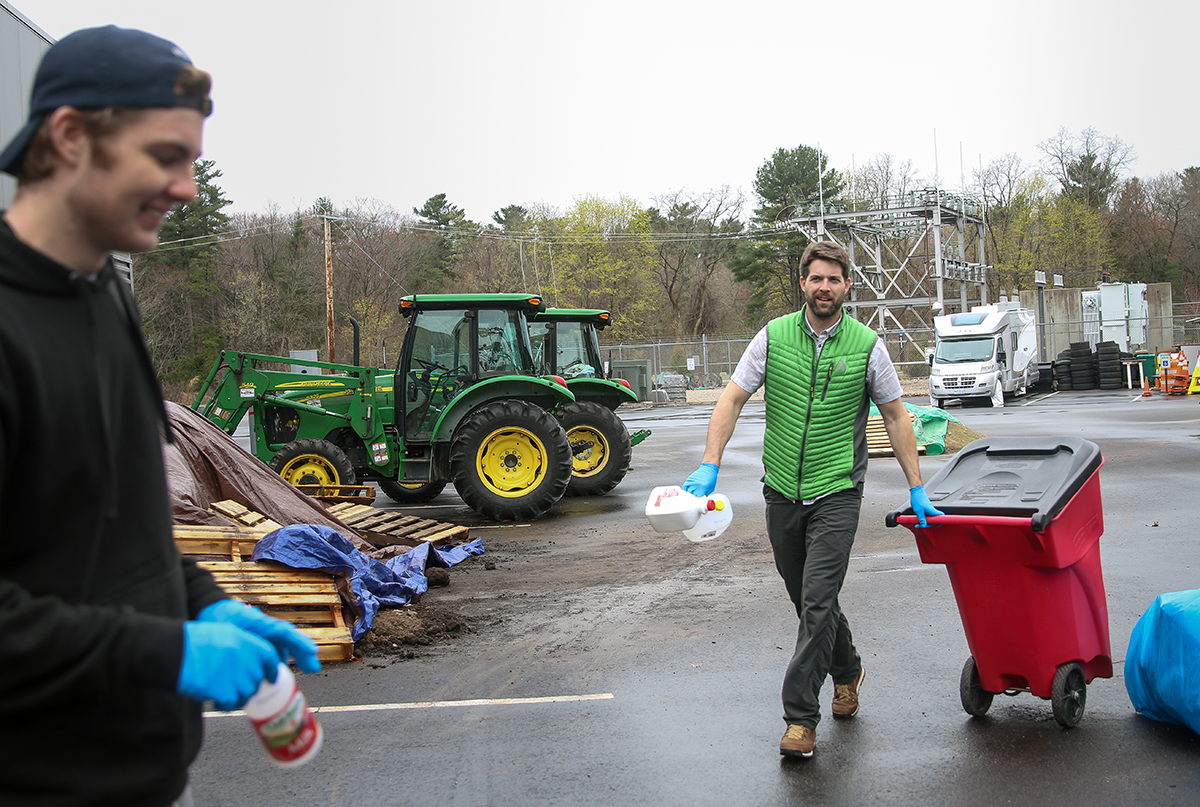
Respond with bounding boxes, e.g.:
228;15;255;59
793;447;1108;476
529;308;641;496
192;294;578;521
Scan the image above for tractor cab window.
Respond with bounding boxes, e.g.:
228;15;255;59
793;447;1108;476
555;322;599;379
529;322;551;375
478;309;525;376
403;309;472;440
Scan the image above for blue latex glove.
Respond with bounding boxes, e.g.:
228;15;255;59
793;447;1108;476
200;599;322;674
910;485;944;528
177;621;281;711
683;462;719;497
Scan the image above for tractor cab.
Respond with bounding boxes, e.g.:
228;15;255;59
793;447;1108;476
397;294;548;442
529;308;612;380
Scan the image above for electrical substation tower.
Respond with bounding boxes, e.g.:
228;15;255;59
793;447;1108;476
787;188;991;345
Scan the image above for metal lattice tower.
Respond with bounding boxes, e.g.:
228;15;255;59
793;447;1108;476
787;188;991;341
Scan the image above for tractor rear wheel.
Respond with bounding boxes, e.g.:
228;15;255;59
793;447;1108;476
558;401;633;496
379;480;447;504
269;438;356;489
450;400;571;521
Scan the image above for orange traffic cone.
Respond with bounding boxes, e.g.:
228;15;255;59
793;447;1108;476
1170;352;1190;395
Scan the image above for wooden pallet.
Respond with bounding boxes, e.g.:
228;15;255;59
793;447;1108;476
175;520;355;662
866;413;926;458
208;500;284;534
326;502;470;547
294;483;377;504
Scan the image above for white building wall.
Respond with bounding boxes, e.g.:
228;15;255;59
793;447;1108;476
0;1;53;208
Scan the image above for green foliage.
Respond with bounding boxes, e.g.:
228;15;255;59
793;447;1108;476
413;193;472;280
1039;127;1133;212
492;205;529;230
1066;153;1120;211
136;159;233;389
983;171;1114;293
551;195;656;340
729;145;842;318
1109;173;1189;294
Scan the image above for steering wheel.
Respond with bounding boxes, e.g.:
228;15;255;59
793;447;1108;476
411;356;450;373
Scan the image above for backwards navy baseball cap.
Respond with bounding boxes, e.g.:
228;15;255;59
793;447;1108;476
0;25;212;177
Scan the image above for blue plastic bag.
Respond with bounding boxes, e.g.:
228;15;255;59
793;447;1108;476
1125;589;1200;733
250;524;484;641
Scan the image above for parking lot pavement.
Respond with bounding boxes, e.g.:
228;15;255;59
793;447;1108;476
190;390;1200;806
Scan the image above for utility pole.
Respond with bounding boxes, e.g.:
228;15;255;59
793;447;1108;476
324;216;335;366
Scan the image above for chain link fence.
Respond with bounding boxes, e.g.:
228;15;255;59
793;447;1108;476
600;306;1200;393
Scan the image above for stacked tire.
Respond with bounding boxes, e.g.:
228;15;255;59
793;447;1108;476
1069;342;1096;390
1034;362;1056;393
1054;349;1073;391
1097;341;1123;390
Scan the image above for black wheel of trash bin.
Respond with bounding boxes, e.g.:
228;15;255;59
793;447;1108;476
1051;662;1087;727
960;656;994;717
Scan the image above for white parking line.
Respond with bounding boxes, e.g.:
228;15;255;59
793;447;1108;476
1020;391;1058;406
204;692;614;718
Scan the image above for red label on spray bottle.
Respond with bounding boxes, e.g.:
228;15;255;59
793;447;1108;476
249;681;321;766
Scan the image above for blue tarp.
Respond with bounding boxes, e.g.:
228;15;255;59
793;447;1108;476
250;524;484;641
1126;589;1200;734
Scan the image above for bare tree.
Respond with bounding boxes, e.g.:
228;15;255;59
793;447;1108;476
972;154;1032;212
1038;127;1136;209
649;186;745;336
847;152;922;207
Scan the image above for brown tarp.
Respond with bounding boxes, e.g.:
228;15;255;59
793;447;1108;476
162;402;375;555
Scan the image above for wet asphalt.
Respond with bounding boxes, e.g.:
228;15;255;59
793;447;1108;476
190;388;1200;806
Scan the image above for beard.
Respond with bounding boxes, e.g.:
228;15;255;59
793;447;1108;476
804;289;845;320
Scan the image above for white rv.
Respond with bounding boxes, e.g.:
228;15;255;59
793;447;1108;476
928;302;1038;408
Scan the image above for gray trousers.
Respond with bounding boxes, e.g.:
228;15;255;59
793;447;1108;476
764;484;863;729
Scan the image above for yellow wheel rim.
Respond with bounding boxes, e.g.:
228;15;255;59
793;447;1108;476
567;425;609;477
397;481;428;490
278;454;341;486
475;426;548;498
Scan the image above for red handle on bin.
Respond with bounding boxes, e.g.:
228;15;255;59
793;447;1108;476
893;513;1041;531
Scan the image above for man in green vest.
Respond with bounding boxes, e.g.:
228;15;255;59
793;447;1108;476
682;240;942;759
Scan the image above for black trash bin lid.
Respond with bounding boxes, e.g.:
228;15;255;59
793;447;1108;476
886;436;1102;531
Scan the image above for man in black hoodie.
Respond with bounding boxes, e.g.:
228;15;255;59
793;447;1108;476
0;26;320;807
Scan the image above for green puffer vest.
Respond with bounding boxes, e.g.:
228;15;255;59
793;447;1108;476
763;308;878;500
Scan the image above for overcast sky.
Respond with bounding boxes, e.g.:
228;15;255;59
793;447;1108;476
18;1;1200;222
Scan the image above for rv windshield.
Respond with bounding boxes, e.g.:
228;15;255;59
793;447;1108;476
935;337;995;364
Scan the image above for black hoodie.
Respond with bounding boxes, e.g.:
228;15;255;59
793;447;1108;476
0;217;225;806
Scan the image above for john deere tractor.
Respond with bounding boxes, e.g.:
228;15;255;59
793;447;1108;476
192;294;578;521
529;308;642;496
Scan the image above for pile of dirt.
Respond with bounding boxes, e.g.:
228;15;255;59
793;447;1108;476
355;605;471;660
942;420;987;454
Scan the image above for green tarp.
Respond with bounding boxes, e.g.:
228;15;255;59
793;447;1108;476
868;402;961;455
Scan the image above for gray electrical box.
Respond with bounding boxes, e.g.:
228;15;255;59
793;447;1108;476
290;349;320;374
611;359;653;402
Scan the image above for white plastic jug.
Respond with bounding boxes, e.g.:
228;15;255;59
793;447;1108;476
645;485;733;542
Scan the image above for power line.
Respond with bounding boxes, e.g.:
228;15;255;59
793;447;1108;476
145;210;801;256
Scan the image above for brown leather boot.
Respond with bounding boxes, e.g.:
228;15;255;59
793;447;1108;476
779;724;815;758
832;665;866;719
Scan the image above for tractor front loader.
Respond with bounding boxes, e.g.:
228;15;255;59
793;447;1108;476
192;294;578;521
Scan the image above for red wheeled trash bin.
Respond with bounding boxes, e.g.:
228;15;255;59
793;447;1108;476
886;436;1112;727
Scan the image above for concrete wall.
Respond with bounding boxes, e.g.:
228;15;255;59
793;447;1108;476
1145;283;1173;351
0;2;53;208
1019;282;1174;357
